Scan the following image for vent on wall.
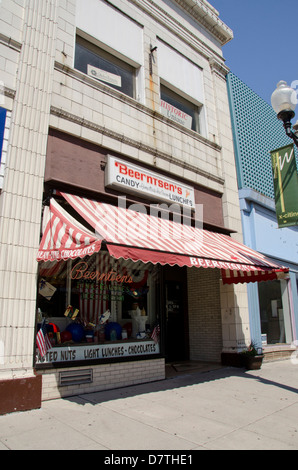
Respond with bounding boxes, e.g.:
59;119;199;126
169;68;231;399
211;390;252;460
59;369;93;387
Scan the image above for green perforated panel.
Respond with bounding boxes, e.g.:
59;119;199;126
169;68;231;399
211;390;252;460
227;72;293;199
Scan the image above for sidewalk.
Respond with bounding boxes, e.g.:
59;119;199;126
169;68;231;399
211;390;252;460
0;359;297;450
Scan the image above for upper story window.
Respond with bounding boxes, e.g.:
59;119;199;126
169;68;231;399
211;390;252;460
74;36;136;99
157;40;206;137
160;85;201;133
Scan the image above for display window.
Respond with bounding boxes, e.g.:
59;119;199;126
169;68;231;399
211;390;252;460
36;252;161;365
258;279;293;345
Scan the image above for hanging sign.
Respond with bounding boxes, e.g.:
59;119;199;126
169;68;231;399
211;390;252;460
271;143;298;227
105;155;195;209
38;279;57;300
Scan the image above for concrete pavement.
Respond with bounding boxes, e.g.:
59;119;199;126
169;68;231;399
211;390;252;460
0;359;297;451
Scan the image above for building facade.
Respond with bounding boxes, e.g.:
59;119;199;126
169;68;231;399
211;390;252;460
0;0;288;414
227;72;298;360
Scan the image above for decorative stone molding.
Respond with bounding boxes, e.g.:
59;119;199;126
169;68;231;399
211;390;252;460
54;61;221;148
173;0;233;45
0;33;22;53
128;0;232;61
50;105;224;188
2;86;16;101
209;57;230;80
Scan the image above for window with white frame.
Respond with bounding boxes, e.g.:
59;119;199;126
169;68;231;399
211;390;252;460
75;36;136;99
157;40;206;136
160;84;201;133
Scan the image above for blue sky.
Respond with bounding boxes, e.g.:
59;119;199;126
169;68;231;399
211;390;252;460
209;0;297;105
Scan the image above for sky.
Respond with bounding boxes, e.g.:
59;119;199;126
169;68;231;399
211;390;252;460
209;0;298;105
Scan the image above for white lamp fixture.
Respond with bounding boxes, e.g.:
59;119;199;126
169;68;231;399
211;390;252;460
271;81;298;147
271;80;296;114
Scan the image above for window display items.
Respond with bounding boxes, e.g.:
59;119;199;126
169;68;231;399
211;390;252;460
99;309;110;324
38;321;61;346
85;331;94;343
123;322;132;338
129;306;148;338
38;279;57;300
60;330;72;343
36;252;161;364
104;322;122;340
64;305;79;320
66;322;85;342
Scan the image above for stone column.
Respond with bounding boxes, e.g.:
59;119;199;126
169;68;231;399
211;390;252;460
0;0;58;413
209;58;251;361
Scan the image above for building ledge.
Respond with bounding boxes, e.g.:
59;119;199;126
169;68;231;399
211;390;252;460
239;188;275;213
263;344;296;363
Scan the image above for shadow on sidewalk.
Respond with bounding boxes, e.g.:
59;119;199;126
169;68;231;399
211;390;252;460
63;361;298;407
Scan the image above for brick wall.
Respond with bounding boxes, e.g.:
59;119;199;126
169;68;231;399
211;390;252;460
38;358;165;401
187;267;223;362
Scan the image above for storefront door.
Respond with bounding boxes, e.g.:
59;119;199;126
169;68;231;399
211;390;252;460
164;266;189;362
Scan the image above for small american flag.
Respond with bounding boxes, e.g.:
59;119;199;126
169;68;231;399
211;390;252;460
36;320;52;358
151;324;160;344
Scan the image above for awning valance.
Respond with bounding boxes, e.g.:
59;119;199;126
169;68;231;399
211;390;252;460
37;198;102;262
37;192;289;285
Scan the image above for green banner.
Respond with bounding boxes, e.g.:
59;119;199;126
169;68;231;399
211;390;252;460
271;143;298;228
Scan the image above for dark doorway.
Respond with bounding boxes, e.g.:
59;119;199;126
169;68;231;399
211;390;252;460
164;267;189;362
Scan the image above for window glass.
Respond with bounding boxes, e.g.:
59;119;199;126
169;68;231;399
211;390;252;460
160;85;200;133
75;36;135;98
36;252;160;363
258;280;292;345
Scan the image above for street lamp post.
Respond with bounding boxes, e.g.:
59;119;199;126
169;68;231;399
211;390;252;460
271;80;298;148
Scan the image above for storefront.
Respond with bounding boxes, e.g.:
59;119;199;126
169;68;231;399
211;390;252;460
33;130;290;400
238;188;298;352
37;249;161;362
227;73;298;356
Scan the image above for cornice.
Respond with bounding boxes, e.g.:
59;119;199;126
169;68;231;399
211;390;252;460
127;0;230;61
173;0;233;45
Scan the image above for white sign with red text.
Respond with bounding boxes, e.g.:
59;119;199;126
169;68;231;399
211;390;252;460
105;156;195;209
160;100;192;129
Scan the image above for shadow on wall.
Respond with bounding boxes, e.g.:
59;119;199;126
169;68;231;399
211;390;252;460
220;280;250;367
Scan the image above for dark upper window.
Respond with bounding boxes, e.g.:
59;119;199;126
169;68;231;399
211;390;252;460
75;36;136;99
160;85;201;133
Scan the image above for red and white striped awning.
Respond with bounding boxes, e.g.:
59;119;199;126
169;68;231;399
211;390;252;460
37;192;289;285
37;198;102;262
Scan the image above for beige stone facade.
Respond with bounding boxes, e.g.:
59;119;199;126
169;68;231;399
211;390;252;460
0;0;251;409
